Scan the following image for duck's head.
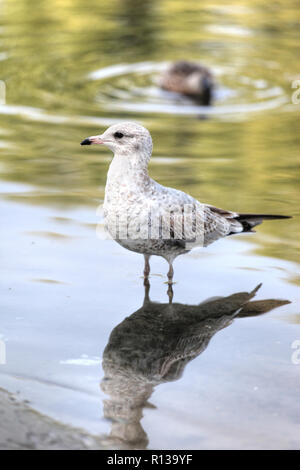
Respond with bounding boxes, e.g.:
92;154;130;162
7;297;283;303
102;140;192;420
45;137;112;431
186;72;213;104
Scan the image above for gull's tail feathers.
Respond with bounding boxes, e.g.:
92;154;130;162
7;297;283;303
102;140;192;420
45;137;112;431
235;213;292;233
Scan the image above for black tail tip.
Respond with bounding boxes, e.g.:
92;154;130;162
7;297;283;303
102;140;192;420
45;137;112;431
80;138;91;146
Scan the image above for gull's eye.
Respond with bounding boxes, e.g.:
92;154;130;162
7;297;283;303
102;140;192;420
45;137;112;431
114;132;124;139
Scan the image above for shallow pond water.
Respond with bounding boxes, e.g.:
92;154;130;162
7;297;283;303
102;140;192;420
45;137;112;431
0;0;300;450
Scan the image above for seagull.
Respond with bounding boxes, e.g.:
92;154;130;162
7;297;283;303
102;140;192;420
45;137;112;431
81;122;291;284
159;60;214;105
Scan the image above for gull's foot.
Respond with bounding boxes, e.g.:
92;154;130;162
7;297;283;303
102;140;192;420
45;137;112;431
143;277;150;303
167;283;174;303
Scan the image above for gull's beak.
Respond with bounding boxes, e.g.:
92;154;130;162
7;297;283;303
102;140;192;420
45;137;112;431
80;135;105;146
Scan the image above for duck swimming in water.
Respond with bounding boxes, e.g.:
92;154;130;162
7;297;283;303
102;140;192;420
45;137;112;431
159;60;214;105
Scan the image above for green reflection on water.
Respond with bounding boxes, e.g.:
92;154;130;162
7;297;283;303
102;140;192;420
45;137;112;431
0;0;299;263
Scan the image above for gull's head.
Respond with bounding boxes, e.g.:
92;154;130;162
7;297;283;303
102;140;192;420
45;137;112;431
80;122;153;158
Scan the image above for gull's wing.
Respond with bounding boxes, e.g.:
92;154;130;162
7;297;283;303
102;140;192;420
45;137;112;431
150;182;242;247
150;182;290;247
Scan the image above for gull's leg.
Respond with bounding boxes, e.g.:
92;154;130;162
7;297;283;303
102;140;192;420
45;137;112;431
165;257;175;302
143;254;151;285
167;262;174;284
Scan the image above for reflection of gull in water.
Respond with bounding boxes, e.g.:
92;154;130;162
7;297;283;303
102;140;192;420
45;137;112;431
81;122;291;284
100;283;290;449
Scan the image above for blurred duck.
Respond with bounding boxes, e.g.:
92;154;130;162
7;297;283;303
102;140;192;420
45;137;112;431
159;60;214;105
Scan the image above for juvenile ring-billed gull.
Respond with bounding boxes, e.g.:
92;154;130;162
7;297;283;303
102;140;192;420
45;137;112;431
159;60;214;105
81;122;291;284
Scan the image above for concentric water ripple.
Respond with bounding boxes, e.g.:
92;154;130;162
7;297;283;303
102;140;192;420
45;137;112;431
88;61;288;118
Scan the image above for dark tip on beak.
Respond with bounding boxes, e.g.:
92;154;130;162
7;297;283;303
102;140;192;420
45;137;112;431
80;138;92;146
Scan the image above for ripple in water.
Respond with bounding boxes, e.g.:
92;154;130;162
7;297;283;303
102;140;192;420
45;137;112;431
88;61;288;118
